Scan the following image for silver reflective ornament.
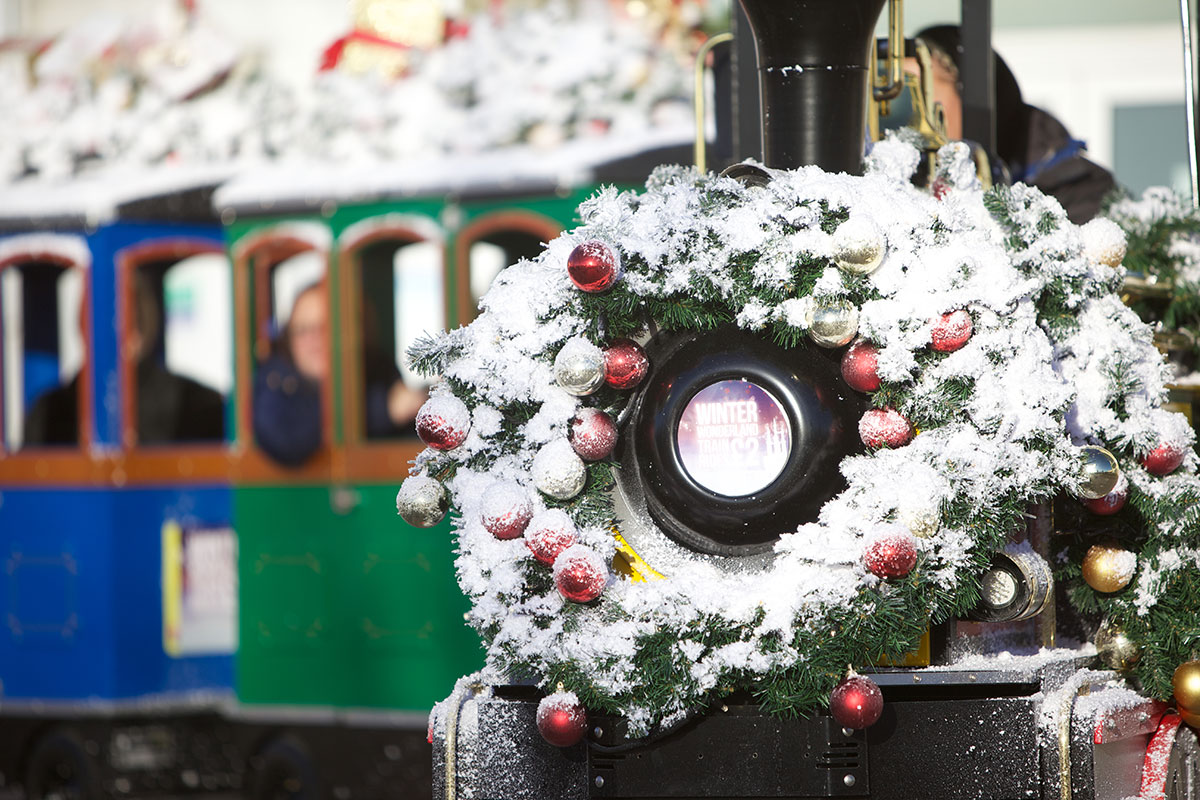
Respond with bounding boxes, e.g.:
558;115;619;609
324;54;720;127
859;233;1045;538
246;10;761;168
832;217;885;275
554;337;605;396
902;507;940;539
396;475;449;528
1095;620;1141;672
1078;446;1120;500
806;298;860;348
532;440;587;500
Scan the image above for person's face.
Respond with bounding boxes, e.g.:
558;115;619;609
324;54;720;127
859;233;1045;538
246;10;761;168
289;288;328;382
904;55;963;141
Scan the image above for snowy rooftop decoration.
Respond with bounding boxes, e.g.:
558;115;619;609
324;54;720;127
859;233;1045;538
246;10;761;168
403;137;1200;734
0;0;699;185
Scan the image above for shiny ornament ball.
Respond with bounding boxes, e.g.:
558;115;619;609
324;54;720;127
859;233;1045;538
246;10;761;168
930;310;973;353
841;340;881;393
832;217;886;275
532;440;588;500
830;674;883;729
1174;660;1200;715
807;298;860;348
553;544;608;603
1081;218;1127;268
1141;440;1185;476
525;509;578;566
902;507;940;539
603;339;649;390
569;408;617;461
1083;475;1128;515
479;482;533;540
416;394;471;450
863;531;919;579
1081;541;1137;593
536;691;588;747
554;337;606;397
1094;621;1141;673
567;241;620;293
1077;446;1121;500
859;407;913;449
1180;707;1200;729
395;475;449;528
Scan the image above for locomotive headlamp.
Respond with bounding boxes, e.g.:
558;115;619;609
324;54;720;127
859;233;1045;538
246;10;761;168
967;549;1054;623
617;330;865;557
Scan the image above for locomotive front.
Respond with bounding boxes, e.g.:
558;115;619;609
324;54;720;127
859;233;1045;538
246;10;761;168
405;1;1200;798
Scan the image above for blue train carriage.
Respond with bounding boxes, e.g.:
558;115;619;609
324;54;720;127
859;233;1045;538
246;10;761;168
204;129;693;799
0;168;242;798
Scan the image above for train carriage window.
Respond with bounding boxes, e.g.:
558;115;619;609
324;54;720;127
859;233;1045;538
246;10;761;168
124;251;230;446
356;237;444;441
467;231;547;313
1;262;85;451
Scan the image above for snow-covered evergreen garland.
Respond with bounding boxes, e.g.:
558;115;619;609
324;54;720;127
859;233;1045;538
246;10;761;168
402;138;1200;734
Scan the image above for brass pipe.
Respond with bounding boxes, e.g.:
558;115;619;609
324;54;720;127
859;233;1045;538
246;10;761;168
873;0;904;102
694;32;734;173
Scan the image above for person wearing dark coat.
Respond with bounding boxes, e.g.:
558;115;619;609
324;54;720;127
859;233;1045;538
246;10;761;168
916;25;1116;224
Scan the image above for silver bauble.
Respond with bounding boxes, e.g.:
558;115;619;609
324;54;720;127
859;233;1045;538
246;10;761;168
832;217;886;275
806;298;860;348
532;440;587;500
1078;446;1120;500
1095;620;1141;673
396;475;449;528
554;337;606;396
902;507;940;539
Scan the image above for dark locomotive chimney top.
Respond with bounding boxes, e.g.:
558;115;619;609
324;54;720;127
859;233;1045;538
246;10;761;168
737;0;888;175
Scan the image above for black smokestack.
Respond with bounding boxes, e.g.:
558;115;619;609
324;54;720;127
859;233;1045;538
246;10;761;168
737;0;887;174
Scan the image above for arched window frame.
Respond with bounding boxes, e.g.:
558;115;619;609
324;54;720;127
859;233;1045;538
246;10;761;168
453;211;562;326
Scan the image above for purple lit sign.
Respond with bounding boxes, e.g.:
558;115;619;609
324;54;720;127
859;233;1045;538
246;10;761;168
676;380;792;497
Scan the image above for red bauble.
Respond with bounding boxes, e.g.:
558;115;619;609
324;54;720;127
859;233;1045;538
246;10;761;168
1141;441;1185;476
569;408;618;461
553;544;607;603
830;674;883;729
603;339;649;390
863;531;918;579
859;407;913;449
525;509;578;566
537;691;587;747
930;310;973;353
1083;484;1128;516
841;340;881;393
567;241;620;293
479;482;533;540
416;395;471;451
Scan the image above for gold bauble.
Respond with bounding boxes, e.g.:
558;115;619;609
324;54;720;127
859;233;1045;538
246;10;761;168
1078;446;1120;500
1081;541;1136;593
1180;706;1200;729
902;508;940;539
1094;621;1141;672
832;217;886;276
806;298;859;348
1173;659;1200;714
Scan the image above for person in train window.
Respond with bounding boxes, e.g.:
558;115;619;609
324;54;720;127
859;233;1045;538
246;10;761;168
24;273;224;446
130;272;226;445
910;25;1116;224
253;282;425;466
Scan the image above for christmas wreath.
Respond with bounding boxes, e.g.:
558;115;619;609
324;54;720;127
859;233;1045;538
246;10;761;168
399;138;1200;736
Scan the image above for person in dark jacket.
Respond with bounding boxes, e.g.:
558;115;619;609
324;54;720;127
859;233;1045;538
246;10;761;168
916;25;1116;224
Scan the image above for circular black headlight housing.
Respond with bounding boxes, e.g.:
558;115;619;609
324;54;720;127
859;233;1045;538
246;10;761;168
623;329;867;557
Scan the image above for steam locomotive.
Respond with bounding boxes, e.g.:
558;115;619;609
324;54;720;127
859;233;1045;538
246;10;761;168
426;2;1200;800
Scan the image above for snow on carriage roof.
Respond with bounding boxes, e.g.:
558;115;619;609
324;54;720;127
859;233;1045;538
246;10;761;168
213;125;694;214
0;162;237;227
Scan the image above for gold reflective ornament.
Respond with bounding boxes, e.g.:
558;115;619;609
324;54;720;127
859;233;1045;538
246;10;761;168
1081;541;1136;593
902;508;939;539
1180;706;1200;729
1094;621;1141;672
806;298;860;348
832;217;886;275
396;475;449;528
1078;446;1120;500
1174;660;1200;715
